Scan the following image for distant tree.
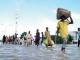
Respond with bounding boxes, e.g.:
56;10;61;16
68;34;73;42
43;34;73;44
21;32;27;38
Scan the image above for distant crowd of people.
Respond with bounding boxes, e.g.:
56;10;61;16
3;14;80;52
2;27;54;48
2;33;18;44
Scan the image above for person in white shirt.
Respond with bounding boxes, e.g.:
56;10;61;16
26;31;31;46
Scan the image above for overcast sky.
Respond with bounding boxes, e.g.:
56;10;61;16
0;0;80;39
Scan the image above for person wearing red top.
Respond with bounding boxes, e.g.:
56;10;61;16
8;36;11;44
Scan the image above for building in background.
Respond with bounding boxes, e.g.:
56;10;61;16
68;31;78;40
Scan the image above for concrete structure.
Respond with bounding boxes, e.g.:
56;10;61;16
68;31;78;40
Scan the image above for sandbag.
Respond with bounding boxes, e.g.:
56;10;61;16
57;8;71;20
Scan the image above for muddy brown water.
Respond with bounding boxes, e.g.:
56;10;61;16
0;42;80;60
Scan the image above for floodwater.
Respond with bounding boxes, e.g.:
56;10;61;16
0;42;80;60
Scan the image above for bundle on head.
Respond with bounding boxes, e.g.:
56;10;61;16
57;8;71;20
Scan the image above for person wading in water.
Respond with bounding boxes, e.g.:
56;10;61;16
57;15;73;51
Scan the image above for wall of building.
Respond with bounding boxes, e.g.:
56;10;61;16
68;31;78;40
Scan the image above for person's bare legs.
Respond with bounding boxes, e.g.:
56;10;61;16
27;43;28;47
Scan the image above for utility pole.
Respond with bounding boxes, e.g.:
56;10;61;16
15;3;19;34
15;10;19;34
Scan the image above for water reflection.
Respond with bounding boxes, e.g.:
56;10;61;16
0;43;80;60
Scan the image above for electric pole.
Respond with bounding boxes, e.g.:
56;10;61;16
15;2;19;34
15;10;19;34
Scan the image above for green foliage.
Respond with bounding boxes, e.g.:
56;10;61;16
21;32;27;38
44;37;46;40
56;36;63;44
68;35;73;42
44;35;73;44
51;35;63;44
51;35;56;43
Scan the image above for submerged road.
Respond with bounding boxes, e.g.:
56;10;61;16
0;42;80;60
